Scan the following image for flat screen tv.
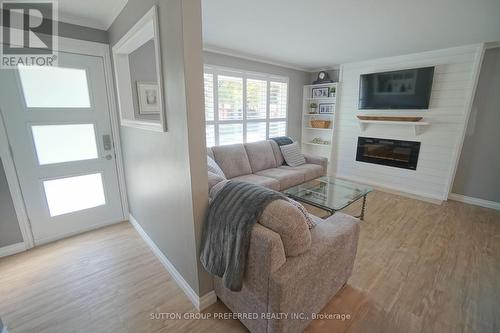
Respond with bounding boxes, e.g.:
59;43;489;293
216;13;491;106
359;67;434;109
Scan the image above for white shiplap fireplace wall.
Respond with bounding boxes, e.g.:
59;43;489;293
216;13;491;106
333;44;484;201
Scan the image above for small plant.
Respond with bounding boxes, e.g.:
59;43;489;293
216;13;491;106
329;87;336;96
309;102;318;114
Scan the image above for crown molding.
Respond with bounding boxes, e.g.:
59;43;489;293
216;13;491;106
203;44;337;73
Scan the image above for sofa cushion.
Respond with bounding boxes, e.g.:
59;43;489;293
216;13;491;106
280;142;306;167
231;174;280;191
259;200;311;257
255;168;305;190
244;141;277;173
268;140;285;166
212;144;252;179
279;163;324;181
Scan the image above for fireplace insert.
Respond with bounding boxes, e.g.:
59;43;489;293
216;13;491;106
356;137;421;170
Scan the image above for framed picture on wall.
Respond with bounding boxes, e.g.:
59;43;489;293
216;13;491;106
136;81;160;114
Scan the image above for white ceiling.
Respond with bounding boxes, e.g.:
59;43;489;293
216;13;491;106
202;0;500;71
57;0;128;30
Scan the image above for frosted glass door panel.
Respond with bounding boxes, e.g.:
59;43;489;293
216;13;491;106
18;65;91;108
31;124;98;165
43;173;106;217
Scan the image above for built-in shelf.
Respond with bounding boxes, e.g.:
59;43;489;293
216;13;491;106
303;142;331;147
305;97;336;101
304;127;333;131
304;83;337;88
303;113;334;117
302;82;337;161
357;119;430;136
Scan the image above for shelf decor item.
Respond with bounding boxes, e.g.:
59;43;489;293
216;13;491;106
310;119;331;128
309;102;318;113
312;71;333;84
319;103;335;114
311;137;331;145
311;87;329;98
329;86;336;97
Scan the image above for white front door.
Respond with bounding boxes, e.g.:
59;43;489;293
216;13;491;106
0;51;125;244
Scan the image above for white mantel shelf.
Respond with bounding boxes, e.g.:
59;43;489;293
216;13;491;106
357;119;430;136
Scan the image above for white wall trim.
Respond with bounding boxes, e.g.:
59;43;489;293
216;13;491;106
0;242;26;258
128;214;217;311
0;112;34;249
336;174;443;205
448;193;500;210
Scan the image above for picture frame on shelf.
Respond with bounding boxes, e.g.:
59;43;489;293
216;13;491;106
311;87;329;98
319;103;335;114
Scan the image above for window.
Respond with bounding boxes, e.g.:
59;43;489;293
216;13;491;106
204;66;288;146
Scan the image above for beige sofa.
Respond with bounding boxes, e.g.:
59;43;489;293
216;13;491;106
207;140;328;191
207;140;360;333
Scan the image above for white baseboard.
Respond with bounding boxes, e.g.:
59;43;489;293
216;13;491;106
128;214;216;311
0;242;25;258
199;290;217;310
335;174;444;205
448;193;500;210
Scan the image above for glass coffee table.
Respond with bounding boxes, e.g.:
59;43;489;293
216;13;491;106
283;176;373;220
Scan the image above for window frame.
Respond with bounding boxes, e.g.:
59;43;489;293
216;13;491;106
204;65;289;146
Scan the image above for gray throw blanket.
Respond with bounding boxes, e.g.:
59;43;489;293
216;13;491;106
270;136;293;147
200;180;285;291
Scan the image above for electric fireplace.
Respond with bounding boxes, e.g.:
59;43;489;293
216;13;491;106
356;137;421;170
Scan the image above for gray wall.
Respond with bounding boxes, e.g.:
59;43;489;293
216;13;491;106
58;21;108;43
452;48;500;202
0;9;108;44
128;40;159;121
0;158;23;247
108;0;211;296
203;51;310;141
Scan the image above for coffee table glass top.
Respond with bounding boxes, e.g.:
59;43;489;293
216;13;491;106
283;176;373;211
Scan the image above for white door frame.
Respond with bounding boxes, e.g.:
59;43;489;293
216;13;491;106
0;36;129;252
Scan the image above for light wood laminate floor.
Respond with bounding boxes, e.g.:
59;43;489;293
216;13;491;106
0;191;499;333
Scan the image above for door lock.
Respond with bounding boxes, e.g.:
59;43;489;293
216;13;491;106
102;134;112;151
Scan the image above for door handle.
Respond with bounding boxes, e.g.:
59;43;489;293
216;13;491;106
105;154;113;160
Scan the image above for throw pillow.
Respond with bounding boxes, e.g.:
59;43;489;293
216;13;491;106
207;155;226;178
208;171;225;190
280;142;306;167
288;199;316;229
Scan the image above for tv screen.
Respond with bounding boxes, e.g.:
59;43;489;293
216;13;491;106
359;67;434;109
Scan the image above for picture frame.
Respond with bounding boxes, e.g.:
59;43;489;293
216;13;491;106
319;103;335;114
136;81;160;114
311;87;329;98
